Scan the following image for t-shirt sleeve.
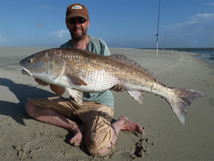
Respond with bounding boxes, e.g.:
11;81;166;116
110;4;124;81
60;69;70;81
99;39;111;56
60;40;73;48
102;43;111;56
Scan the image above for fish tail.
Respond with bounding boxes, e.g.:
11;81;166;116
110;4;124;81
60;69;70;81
166;87;206;124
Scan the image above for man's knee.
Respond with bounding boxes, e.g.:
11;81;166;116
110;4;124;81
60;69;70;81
87;140;112;157
25;100;36;117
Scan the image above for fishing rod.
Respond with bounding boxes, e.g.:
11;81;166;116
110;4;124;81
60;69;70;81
156;0;161;55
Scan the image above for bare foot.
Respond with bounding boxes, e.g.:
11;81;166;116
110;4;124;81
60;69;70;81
118;116;144;135
69;125;83;146
70;130;83;146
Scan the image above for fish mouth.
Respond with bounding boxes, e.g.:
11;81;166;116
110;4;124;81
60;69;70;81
21;68;33;77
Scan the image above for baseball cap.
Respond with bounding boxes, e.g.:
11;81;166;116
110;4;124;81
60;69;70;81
66;3;89;20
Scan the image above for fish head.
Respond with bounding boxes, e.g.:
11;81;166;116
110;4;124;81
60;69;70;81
19;50;65;84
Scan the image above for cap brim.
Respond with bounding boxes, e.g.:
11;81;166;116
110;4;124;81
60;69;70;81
66;13;88;20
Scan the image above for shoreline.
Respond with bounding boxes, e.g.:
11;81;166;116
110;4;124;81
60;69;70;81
0;47;213;160
1;46;213;64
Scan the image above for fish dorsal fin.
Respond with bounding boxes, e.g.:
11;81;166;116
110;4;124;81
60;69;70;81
66;88;83;105
109;54;143;68
109;54;127;60
109;54;158;80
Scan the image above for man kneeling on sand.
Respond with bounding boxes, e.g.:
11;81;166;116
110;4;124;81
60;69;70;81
25;3;144;156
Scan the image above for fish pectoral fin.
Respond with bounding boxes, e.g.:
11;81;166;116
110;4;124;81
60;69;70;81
66;88;83;105
127;90;144;104
66;74;87;86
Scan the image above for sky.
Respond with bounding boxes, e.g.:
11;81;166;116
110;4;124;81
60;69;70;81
0;0;214;48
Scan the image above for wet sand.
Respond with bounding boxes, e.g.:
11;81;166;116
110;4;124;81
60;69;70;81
0;47;213;160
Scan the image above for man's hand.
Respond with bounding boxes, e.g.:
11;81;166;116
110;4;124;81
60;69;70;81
35;78;49;86
110;85;124;92
50;84;65;96
34;78;65;96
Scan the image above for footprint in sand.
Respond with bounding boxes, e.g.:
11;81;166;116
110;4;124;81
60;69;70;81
189;79;211;88
12;138;46;160
116;151;136;161
134;138;156;158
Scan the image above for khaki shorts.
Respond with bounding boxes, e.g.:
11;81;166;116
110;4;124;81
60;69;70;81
29;96;114;156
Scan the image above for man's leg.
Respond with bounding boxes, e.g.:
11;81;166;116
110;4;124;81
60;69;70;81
76;102;144;156
94;116;144;156
25;100;83;146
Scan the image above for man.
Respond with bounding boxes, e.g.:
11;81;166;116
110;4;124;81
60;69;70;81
25;3;144;157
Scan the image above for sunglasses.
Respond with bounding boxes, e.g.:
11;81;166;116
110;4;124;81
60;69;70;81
68;17;87;24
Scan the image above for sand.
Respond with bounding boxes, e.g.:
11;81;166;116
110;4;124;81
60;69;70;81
0;47;213;161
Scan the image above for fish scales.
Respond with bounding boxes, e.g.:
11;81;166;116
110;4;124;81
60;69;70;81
19;48;206;124
56;49;118;91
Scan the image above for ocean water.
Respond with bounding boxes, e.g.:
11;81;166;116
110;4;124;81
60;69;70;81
166;48;214;64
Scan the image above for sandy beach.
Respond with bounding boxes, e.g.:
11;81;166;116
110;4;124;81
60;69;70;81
0;47;213;161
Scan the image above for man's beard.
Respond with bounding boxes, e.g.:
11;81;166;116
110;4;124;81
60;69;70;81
71;27;87;41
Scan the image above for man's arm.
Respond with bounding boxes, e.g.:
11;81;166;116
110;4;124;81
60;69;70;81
50;84;65;96
35;78;65;96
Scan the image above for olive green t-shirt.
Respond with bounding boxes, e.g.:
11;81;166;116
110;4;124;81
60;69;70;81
60;36;114;110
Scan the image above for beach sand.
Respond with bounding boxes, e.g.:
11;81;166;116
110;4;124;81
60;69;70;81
0;47;213;161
